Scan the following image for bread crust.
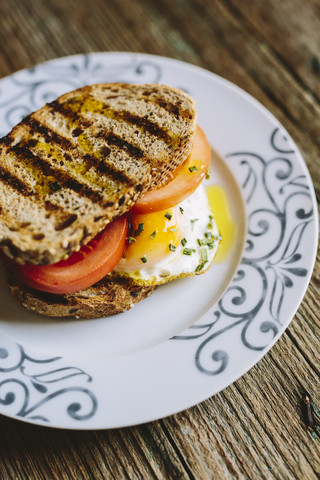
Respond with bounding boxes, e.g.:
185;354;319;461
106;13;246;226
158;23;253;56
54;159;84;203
5;268;156;319
0;83;197;265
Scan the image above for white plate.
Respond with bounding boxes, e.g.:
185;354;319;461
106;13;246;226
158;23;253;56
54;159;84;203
0;53;317;429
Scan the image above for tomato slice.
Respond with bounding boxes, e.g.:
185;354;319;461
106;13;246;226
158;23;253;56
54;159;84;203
7;216;128;294
132;125;211;213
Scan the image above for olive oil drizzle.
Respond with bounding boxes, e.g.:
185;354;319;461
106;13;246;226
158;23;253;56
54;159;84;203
50;96;184;149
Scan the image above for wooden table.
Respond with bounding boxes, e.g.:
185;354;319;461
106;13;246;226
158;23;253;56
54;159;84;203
0;0;319;478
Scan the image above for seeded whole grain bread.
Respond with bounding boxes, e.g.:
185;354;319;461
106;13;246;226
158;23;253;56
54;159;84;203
0;83;197;265
5;267;156;319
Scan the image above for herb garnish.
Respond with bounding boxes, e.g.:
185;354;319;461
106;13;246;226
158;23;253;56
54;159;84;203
181;237;187;246
183;248;196;255
189;165;198;173
134;223;144;237
165;211;172;220
179;207;184;214
201;247;208;262
50;181;62;192
150;230;157;239
169;226;177;232
207;215;214;229
191;218;199;230
169;244;176;252
140;256;148;263
195;261;207;273
128;237;136;244
204;239;215;249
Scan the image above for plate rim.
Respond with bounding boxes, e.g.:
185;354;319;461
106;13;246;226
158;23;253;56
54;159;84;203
0;51;318;429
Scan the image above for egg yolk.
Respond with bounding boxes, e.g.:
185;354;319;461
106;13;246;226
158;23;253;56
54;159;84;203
123;207;182;269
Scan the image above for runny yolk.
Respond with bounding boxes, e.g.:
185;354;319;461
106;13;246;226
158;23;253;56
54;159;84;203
206;185;236;262
123;207;182;269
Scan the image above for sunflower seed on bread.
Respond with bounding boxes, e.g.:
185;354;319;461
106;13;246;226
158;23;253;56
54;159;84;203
0;83;197;265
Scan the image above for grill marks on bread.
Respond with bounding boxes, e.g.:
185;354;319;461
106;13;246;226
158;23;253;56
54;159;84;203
0;121;139;218
98;86;194;121
24;115;75;151
49;96;176;147
0;83;197;265
0;164;34;197
21;117;136;188
7;140;105;204
98;132;144;159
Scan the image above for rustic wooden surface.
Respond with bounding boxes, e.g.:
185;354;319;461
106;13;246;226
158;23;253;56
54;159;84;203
0;0;319;478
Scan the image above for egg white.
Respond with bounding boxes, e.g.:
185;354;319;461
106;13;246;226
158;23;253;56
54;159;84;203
112;185;220;286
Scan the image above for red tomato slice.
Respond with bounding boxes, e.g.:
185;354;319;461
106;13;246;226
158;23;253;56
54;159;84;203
132;126;211;213
7;216;128;294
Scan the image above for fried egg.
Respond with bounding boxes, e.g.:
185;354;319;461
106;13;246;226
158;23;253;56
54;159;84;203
113;185;220;286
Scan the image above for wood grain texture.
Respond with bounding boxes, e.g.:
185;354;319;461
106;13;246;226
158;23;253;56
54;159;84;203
0;0;319;479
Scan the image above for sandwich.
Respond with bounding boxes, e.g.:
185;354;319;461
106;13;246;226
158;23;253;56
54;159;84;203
0;82;220;318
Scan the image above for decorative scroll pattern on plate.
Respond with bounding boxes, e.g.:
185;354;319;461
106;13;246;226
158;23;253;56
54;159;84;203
0;340;97;422
0;54;161;136
0;53;315;424
174;128;314;376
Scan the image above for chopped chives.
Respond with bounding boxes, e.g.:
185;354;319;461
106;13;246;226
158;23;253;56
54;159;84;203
191;218;199;230
207;215;214;229
50;181;62;192
179;207;184;214
195;261;207;273
183;248;196;256
205;231;213;239
189;165;198;173
134;223;144;237
140;256;148;263
169;226;177;232
197;239;203;246
205;169;211;180
181;237;187;246
150;230;157;239
201;238;215;248
201;247;208;262
165;211;172;220
169;243;176;252
128;237;136;244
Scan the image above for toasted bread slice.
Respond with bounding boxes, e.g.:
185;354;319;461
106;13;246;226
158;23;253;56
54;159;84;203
5;268;156;319
0;83;197;265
